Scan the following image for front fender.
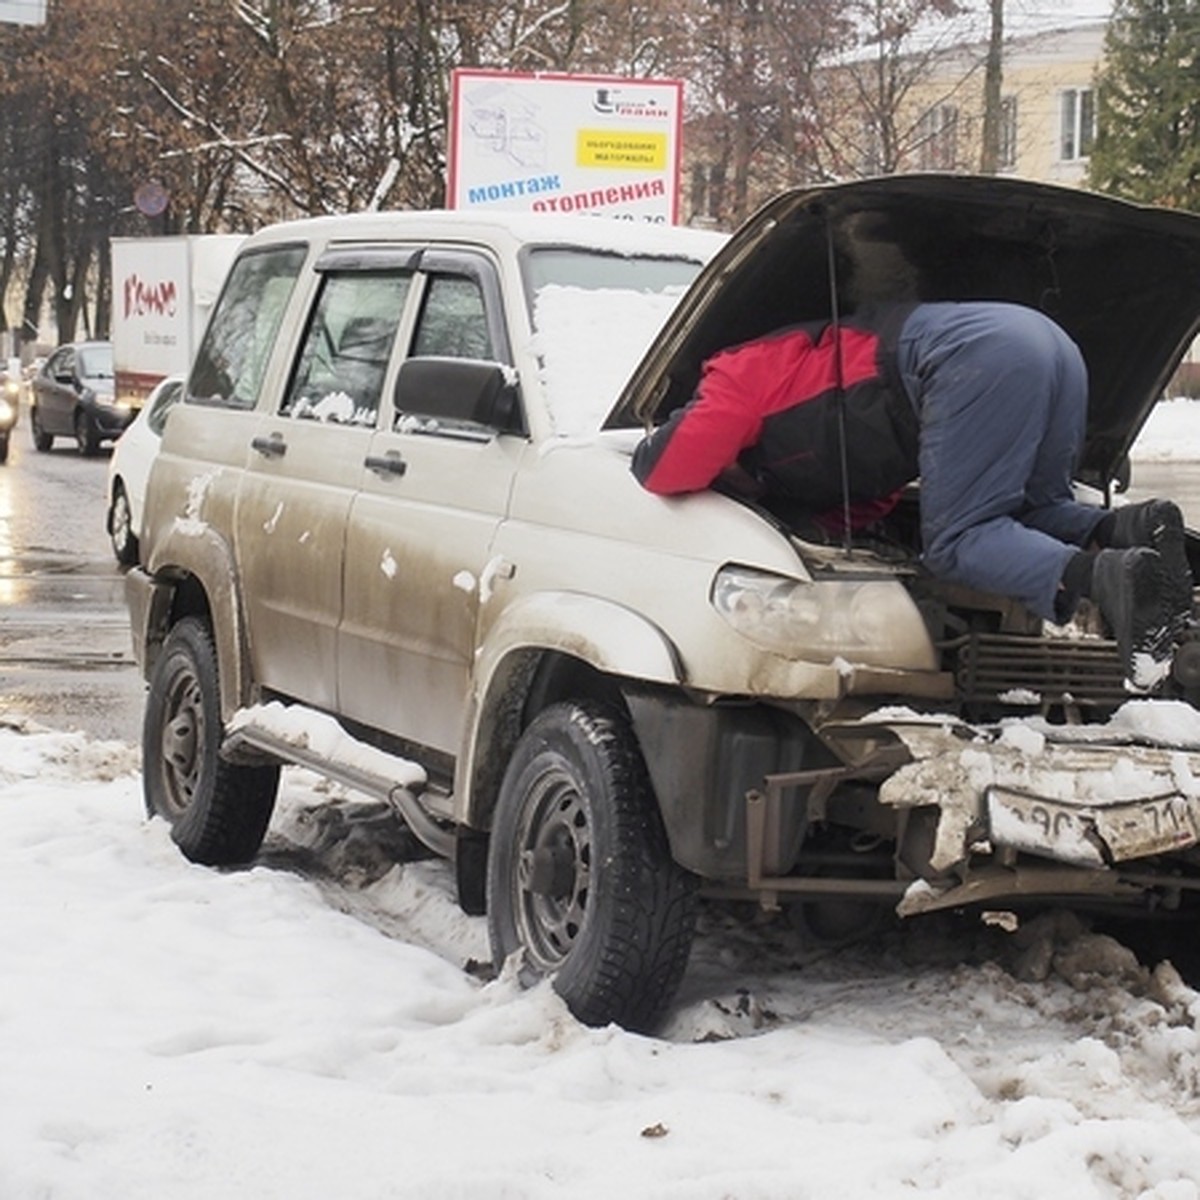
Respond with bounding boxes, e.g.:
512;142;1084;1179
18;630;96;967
455;592;684;825
477;591;683;689
145;519;250;720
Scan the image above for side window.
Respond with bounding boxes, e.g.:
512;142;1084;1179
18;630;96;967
188;245;306;410
48;348;74;380
282;269;412;424
412;275;493;361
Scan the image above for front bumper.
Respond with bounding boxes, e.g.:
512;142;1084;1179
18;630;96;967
92;404;138;438
788;705;1200;917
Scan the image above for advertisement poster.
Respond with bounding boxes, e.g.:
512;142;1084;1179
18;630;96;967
448;69;683;224
0;0;46;23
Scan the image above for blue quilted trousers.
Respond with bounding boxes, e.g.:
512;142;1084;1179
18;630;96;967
896;301;1105;621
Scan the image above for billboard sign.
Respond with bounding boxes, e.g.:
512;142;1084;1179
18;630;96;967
448;70;683;224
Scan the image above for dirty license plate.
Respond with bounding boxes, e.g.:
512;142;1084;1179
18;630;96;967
986;787;1200;866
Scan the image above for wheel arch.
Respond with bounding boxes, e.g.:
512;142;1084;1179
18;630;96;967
456;592;684;833
138;528;252;720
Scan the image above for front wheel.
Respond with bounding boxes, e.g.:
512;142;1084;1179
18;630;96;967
487;700;697;1033
108;481;139;566
30;408;52;452
0;434;8;464
143;617;279;865
75;410;100;457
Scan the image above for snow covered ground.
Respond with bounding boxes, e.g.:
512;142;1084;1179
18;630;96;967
1132;397;1200;464
4;401;1200;1200
7;723;1200;1200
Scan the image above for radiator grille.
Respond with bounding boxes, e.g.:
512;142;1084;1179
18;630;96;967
953;632;1128;708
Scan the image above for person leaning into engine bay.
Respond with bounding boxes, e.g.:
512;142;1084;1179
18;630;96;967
631;300;1193;691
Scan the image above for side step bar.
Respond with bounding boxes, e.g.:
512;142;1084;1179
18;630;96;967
223;705;457;860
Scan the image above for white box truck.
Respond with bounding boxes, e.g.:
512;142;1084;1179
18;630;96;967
112;235;245;406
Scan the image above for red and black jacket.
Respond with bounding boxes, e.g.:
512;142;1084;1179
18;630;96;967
631;305;919;520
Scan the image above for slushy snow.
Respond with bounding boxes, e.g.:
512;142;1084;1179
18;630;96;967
6;714;1200;1199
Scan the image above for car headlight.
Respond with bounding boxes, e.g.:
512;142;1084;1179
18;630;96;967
711;564;936;667
0;398;13;424
2;380;18;401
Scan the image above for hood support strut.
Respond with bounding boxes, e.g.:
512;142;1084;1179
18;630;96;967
825;212;854;556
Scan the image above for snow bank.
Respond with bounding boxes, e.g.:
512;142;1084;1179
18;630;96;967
1133;398;1200;462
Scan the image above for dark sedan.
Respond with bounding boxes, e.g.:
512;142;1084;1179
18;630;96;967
30;341;135;456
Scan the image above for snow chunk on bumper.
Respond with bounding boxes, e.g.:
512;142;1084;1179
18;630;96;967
864;705;1200;874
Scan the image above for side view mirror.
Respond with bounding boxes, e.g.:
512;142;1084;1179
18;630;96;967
393;357;524;435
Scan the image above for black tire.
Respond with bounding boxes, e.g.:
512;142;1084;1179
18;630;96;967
30;408;52;452
0;434;8;464
108;481;139;566
487;700;697;1033
75;410;100;457
143;617;279;866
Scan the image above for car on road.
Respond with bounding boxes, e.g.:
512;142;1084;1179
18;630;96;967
128;178;1200;1033
30;341;135;456
106;374;184;565
0;363;19;463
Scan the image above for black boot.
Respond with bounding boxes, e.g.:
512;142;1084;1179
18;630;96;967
1103;499;1193;636
1090;546;1174;692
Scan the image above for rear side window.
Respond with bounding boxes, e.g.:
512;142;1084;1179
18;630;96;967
188;245;306;410
282;269;412;424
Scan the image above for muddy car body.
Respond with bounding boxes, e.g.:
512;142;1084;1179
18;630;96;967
129;177;1200;1032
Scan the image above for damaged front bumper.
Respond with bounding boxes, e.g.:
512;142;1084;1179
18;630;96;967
815;707;1200;916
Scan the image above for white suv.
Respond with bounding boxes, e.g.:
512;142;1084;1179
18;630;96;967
129;177;1200;1032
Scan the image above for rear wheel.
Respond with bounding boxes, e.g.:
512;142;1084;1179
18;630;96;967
108;481;139;566
30;408;52;452
143;617;279;865
487;700;697;1033
0;434;8;464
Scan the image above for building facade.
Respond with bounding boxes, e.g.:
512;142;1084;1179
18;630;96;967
897;23;1106;186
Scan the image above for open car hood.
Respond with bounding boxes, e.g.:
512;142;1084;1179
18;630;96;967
604;175;1200;487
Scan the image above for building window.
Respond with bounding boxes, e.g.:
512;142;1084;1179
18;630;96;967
916;104;959;171
999;95;1018;171
1060;87;1095;161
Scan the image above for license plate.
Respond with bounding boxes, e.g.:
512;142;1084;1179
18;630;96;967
986;786;1200;866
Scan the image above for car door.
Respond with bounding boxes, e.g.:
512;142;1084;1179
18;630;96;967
338;250;525;757
37;347;76;435
234;251;416;711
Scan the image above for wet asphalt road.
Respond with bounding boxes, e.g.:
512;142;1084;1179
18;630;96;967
1125;458;1200;529
0;420;146;744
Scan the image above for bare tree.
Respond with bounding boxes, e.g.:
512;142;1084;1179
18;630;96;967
808;0;970;179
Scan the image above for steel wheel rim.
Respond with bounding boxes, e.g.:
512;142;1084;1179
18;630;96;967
159;665;206;819
513;764;592;972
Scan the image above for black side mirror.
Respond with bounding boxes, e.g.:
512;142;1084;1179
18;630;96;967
394;357;524;435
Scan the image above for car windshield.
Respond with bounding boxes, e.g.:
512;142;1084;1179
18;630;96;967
78;345;114;379
524;247;711;437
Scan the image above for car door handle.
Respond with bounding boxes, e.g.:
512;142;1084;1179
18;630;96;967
364;452;407;478
251;433;287;459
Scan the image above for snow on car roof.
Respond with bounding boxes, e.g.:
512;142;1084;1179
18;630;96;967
244;207;726;260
